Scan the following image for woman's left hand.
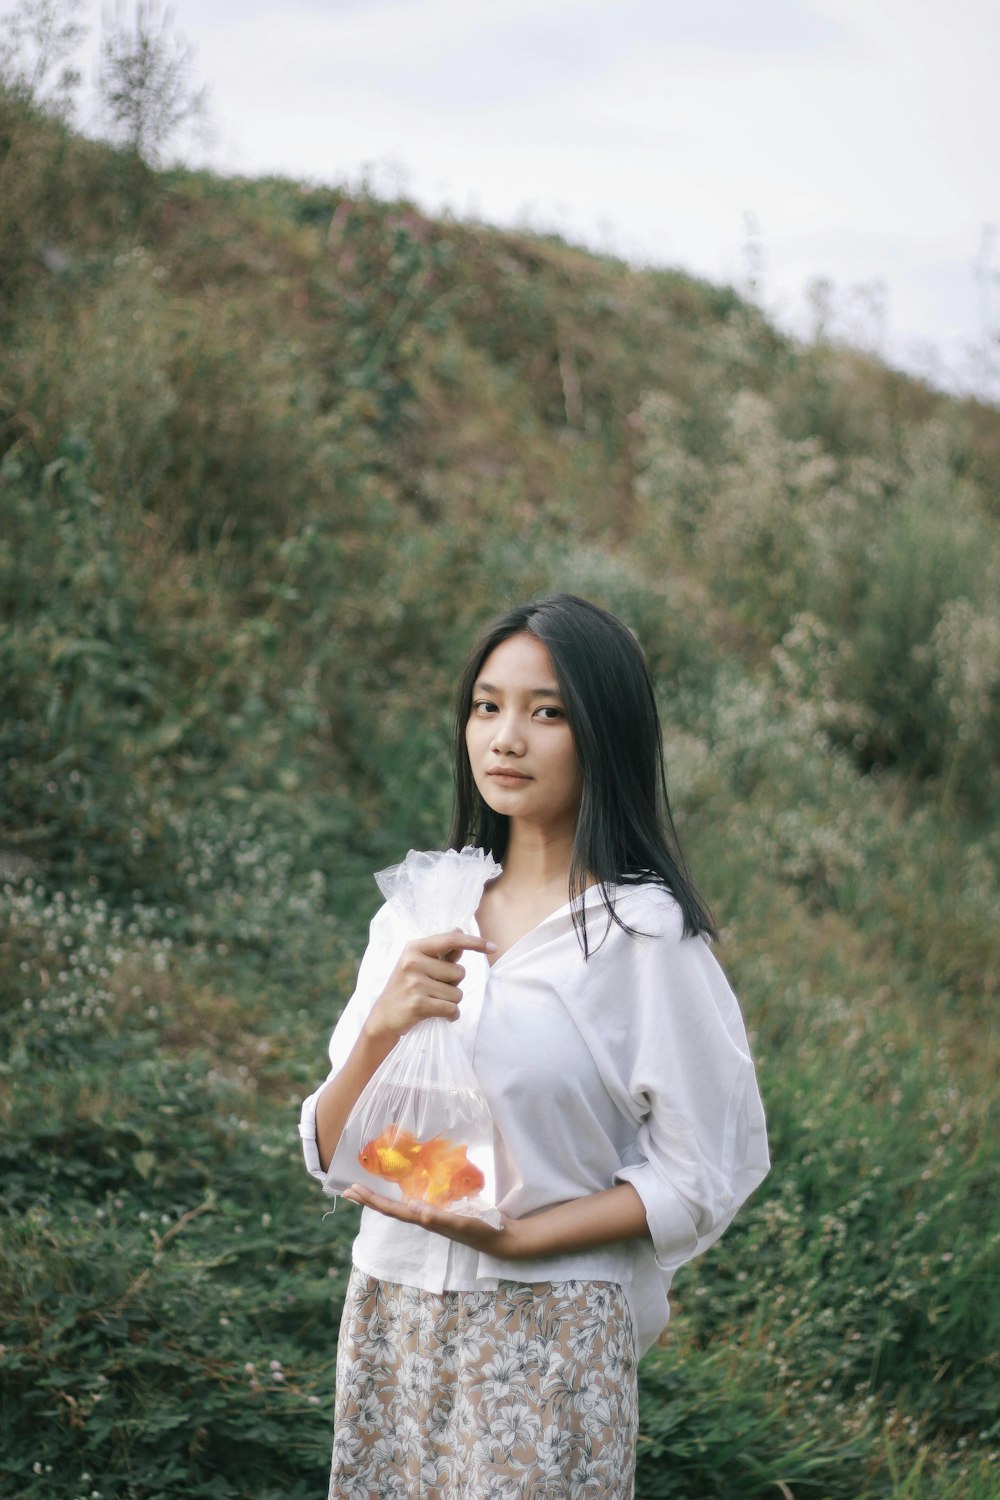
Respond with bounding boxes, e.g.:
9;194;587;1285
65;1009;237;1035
340;1178;650;1260
340;1182;534;1258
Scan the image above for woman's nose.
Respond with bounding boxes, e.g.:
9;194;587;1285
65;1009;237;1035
490;713;526;754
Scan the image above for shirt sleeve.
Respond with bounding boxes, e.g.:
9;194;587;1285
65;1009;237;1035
607;894;770;1271
298;901;401;1181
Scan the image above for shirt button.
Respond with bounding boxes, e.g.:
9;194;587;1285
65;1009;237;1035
721;1192;733;1208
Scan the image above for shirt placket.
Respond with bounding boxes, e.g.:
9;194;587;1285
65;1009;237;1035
441;943;493;1288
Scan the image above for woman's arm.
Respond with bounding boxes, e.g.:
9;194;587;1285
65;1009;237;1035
314;1029;397;1172
339;1180;651;1258
312;928;496;1172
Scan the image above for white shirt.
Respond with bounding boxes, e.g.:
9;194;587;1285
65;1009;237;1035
299;879;769;1358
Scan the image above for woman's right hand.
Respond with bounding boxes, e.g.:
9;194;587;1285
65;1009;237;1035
361;930;496;1049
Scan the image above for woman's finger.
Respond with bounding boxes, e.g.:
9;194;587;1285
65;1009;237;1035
341;1184;508;1249
341;1183;436;1226
420;957;467;985
411;980;464;1005
419;996;463;1021
418;930;496;959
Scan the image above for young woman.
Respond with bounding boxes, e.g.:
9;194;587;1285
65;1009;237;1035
299;593;769;1499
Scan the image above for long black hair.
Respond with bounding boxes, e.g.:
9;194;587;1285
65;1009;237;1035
448;593;717;952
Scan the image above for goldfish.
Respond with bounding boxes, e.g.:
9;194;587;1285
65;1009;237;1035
446;1157;486;1202
357;1125;423;1181
399;1137;463;1204
401;1137;485;1207
358;1126;485;1208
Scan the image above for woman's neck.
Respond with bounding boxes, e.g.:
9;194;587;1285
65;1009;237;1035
499;820;576;896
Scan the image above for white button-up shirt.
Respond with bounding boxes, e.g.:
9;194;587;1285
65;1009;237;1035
299;880;769;1357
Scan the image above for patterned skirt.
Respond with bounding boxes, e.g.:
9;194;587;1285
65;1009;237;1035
329;1267;638;1499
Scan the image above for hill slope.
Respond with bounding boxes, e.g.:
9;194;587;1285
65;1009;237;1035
1;95;998;1499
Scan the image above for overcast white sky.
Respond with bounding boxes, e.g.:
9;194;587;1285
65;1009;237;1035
9;0;1000;398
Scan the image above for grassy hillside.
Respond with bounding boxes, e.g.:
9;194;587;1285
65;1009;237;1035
1;90;998;1499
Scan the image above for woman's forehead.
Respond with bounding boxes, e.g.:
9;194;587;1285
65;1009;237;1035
475;633;560;692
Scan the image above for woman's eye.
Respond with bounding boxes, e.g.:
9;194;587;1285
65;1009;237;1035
535;706;564;721
472;699;498;716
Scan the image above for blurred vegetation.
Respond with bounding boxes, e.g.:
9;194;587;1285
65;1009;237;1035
1;51;999;1500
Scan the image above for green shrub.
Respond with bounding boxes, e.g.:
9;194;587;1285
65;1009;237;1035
0;441;182;891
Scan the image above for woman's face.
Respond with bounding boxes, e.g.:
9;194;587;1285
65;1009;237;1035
465;632;583;835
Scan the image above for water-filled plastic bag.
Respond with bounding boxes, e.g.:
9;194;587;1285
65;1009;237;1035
325;848;502;1226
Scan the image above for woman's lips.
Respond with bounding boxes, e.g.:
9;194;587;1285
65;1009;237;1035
487;769;532;782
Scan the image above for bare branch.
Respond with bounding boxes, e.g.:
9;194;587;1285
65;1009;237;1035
0;0;86;117
97;0;207;164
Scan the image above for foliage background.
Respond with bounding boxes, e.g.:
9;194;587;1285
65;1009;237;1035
1;66;998;1500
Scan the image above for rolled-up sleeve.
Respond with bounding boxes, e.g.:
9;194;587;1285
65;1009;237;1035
298;1093;326;1180
610;898;769;1272
298;902;400;1182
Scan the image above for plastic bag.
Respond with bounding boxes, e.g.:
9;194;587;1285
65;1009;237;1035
325;847;503;1226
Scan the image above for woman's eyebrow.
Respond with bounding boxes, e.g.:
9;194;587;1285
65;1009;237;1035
474;679;563;698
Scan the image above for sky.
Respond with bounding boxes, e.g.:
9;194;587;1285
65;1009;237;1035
9;0;1000;399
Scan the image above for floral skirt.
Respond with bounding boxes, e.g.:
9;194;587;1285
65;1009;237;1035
329;1267;638;1499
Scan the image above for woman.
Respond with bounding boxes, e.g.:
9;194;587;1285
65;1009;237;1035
299;593;769;1498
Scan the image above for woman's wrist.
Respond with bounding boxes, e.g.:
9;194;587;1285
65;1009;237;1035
358;1015;401;1058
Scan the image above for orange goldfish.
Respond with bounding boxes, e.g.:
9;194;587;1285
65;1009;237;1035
357;1125;423;1181
399;1137;458;1203
446;1157;486;1203
359;1127;486;1207
399;1137;485;1207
